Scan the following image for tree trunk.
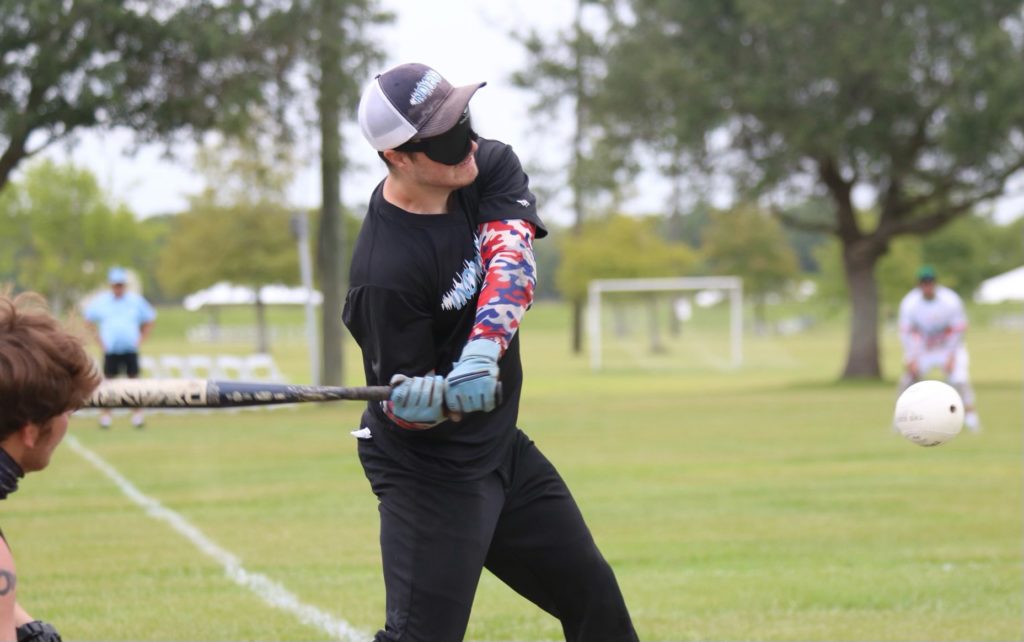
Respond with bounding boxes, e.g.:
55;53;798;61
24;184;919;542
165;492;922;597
840;241;884;379
571;298;584;353
316;0;345;386
668;298;681;337
612;301;629;337
647;294;665;354
0;130;30;192
752;295;768;336
254;293;269;354
818;156;885;380
569;0;585;355
209;307;220;343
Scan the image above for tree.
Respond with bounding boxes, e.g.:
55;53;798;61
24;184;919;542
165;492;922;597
158;203;299;353
815;212;1024;320
532;222;566;300
135;215;177;304
0;0;390;377
922;213;1024;295
513;0;625;355
0;0;298;193
814;230;924;320
311;0;387;386
663;200;713;249
559;214;697;353
0;159;143;312
557;215;697;301
702;205;800;324
596;0;1024;378
778;199;832;273
158;136;299;353
259;0;389;385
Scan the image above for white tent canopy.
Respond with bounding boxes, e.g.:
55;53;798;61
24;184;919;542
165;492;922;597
183;282;323;311
974;266;1024;304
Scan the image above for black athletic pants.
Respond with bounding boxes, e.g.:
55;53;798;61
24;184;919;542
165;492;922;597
357;429;639;642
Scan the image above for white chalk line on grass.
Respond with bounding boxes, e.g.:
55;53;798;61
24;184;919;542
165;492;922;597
66;434;366;642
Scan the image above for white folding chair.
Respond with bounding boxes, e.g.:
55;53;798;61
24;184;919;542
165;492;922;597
244;353;285;383
186;354;216;379
214;355;247;381
139;355;162;378
158;355;192;379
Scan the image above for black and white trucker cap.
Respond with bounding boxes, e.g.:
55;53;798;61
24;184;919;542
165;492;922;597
357;63;486;151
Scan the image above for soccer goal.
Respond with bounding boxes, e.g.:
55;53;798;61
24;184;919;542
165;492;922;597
586;276;744;371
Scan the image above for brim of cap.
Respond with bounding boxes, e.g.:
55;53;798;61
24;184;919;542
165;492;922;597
416;81;486;139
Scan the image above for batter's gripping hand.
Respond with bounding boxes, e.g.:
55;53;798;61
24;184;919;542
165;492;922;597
17;620;62;642
389;374;445;424
445;339;500;414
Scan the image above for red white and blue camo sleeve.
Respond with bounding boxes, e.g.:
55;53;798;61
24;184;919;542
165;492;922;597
469;219;538;356
380;219;536;428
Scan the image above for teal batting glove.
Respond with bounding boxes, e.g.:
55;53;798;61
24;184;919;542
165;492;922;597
445;339;500;414
389;374;445;424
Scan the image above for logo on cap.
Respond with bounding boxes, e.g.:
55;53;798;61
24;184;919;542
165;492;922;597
410;70;442;106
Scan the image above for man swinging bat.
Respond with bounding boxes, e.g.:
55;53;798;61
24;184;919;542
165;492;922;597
343;62;638;642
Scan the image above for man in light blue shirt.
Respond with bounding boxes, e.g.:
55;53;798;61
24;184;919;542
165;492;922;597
84;267;157;429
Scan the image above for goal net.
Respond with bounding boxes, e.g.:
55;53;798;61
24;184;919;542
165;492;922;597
586;277;743;371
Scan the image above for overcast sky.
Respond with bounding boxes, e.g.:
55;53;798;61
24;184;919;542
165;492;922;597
41;0;1024;225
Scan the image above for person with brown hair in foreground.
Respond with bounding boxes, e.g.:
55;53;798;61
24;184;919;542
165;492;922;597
0;292;102;642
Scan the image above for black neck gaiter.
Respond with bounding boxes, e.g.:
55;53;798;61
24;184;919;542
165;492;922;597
0;448;24;500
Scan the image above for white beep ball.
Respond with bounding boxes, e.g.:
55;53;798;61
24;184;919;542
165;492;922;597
893;380;964;447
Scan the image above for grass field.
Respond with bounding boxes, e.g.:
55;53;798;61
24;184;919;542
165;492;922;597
6;301;1022;641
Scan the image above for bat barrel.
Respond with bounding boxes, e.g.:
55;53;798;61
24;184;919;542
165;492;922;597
85;378;209;408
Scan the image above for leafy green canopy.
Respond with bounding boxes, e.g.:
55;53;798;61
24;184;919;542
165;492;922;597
557;214;696;300
0;0;297;191
157;136;299;298
702;204;799;301
0;159;143;311
595;0;1024;377
600;0;1024;215
815;212;1024;313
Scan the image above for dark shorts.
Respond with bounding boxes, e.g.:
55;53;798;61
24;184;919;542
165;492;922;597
103;352;140;378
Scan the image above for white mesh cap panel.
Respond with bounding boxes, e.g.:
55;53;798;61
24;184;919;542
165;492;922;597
357;79;419;151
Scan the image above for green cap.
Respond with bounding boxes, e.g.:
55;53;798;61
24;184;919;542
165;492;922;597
917;265;936;282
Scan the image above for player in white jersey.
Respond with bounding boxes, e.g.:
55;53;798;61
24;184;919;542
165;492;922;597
897;266;980;431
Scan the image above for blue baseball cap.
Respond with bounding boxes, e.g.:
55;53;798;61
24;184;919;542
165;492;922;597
108;267;128;284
